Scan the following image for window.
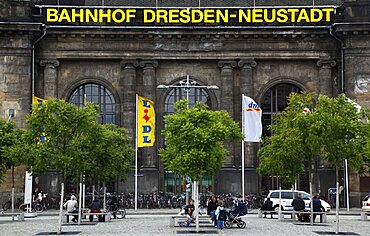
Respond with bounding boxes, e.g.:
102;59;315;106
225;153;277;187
261;83;302;136
69;83;116;124
164;78;211;114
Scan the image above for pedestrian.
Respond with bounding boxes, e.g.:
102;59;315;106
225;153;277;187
291;192;305;221
64;195;78;223
261;197;274;218
207;194;218;226
183;199;195;227
312;194;325;222
215;200;227;230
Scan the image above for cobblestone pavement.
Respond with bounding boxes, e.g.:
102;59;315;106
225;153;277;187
0;209;369;236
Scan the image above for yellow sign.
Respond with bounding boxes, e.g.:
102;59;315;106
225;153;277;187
137;95;155;147
44;7;335;25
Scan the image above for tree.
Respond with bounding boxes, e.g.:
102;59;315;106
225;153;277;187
0;119;23;183
258;92;317;189
83;123;134;185
159;100;243;232
309;94;365;234
258;93;366;234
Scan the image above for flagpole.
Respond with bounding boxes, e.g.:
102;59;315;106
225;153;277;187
241;94;245;201
135;94;138;211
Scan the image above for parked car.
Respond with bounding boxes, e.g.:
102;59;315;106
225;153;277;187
362;195;370;212
266;190;331;212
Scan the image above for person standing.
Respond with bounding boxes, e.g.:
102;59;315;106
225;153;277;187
215;200;227;230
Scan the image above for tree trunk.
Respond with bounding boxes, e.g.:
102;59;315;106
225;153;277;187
194;180;199;233
57;182;64;235
335;165;340;234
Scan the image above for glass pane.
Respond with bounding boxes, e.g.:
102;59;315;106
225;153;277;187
261;83;302;137
68;83;116;124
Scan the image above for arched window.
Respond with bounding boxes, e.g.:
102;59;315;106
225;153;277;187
164;78;211;114
261;83;302;136
68;83;116;124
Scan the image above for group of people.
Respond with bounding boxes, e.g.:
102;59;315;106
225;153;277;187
260;192;325;222
181;194;237;229
291;193;325;222
63;195;106;223
206;194;227;229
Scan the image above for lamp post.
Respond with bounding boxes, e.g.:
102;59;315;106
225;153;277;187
6;109;15;221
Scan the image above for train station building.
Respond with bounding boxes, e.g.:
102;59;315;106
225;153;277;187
0;0;369;206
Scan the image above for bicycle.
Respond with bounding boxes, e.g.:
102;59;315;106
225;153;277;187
2;196;23;211
19;200;43;213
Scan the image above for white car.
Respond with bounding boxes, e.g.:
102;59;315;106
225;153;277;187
266;190;331;212
362;195;370;212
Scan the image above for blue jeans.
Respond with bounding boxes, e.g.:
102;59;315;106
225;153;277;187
211;211;216;225
217;220;224;229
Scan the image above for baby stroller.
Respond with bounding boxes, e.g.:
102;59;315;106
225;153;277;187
225;201;247;229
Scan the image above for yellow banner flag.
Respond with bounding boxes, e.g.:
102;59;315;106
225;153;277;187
137;95;155;147
32;95;47;106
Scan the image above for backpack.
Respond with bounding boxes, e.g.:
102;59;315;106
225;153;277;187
302;214;310;222
218;209;227;221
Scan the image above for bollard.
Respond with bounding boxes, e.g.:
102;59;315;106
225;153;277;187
17;213;25;221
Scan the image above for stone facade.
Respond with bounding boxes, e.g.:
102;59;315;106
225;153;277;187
0;0;370;207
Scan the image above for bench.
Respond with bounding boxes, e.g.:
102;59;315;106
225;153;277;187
258;209;276;218
278;211;327;223
360;212;369;221
170;215;213;227
63;212;110;223
0;212;25;221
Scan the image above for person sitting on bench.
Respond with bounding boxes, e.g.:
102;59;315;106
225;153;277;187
64;195;78;223
261;197;274;218
89;199;104;222
292;193;305;221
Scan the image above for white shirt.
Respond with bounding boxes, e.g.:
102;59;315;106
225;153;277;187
64;199;78;212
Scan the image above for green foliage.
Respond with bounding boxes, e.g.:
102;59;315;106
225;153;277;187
308;94;364;171
9;98;133;184
159;100;243;181
82;124;134;184
258;93;366;182
258;92;316;181
0;119;23;181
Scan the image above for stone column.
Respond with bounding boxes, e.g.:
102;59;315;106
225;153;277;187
238;59;257;167
316;59;336;168
218;60;237;168
40;59;60;98
316;59;336;97
120;60;139;141
139;60;158;169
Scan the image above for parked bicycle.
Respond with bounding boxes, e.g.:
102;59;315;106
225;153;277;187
19;200;43;212
2;196;23;211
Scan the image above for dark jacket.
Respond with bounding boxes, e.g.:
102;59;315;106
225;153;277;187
184;204;195;217
292;198;305;211
207;199;218;215
90;200;102;211
261;199;274;211
313;198;324;212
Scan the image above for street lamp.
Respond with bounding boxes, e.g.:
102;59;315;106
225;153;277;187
157;75;218;205
157;75;219;108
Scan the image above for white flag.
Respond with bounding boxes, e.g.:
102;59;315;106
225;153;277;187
242;95;262;142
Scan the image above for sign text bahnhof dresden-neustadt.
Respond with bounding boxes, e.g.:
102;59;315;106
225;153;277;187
45;7;335;25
